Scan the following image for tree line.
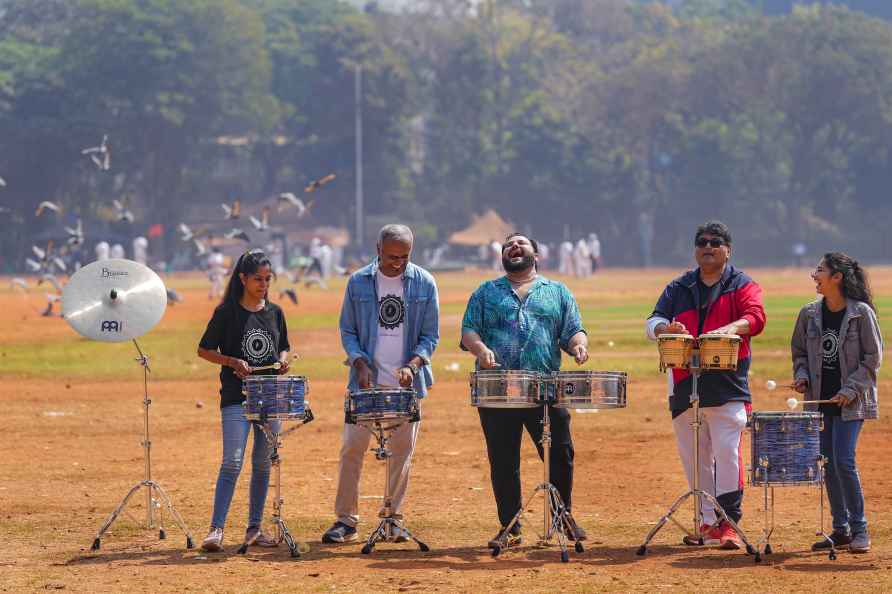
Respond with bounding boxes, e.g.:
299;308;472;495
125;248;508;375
2;0;892;268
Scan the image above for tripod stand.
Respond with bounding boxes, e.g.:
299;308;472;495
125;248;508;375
91;340;194;551
359;418;429;555
491;404;584;563
636;351;756;559
237;409;314;557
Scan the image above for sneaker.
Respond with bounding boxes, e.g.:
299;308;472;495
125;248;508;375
812;529;852;551
487;523;522;550
201;527;224;552
563;517;588;541
850;530;871;554
244;526;278;548
321;521;358;543
718;522;743;550
683;523;722;546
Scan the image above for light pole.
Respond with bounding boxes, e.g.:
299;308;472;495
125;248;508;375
354;63;364;251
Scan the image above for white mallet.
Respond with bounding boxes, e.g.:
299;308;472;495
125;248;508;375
766;380;777;391
786;397;798;410
786;397;838;410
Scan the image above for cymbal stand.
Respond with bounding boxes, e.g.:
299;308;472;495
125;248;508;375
491;404;584;563
238;408;315;558
91;339;194;551
636;349;757;560
359;417;429;555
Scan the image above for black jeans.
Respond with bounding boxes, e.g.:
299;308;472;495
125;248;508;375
477;406;574;527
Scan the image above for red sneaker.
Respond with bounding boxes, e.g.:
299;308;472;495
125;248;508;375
718;522;743;550
683;523;722;546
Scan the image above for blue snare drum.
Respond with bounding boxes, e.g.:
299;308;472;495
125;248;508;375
750;411;821;486
243;375;309;421
347;388;417;425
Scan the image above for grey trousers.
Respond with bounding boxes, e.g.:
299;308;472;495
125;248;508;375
334;417;420;527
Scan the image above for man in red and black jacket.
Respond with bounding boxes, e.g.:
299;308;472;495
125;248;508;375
645;221;766;550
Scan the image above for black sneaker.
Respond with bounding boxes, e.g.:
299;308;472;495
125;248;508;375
487;524;522;550
564;517;588;541
812;529;852;551
322;521;358;543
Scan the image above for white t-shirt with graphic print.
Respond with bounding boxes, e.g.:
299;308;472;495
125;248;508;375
374;270;406;388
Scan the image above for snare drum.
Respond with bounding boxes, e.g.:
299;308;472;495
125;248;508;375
551;371;627;409
750;411;822;486
698;333;741;371
470;370;542;408
346;388;417;425
657;334;695;371
243;375;309;421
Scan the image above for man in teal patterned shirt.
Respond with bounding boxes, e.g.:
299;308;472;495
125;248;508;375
461;233;589;550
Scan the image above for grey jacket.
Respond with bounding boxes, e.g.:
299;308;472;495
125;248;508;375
791;298;882;421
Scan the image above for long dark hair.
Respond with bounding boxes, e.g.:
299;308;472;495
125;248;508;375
823;252;875;311
222;249;272;308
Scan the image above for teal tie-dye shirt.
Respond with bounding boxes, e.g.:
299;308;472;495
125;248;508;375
461;276;586;373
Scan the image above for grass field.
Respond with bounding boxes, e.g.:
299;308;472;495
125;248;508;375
1;266;891;593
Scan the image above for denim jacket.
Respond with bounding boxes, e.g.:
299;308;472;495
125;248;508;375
791;298;882;421
339;259;439;396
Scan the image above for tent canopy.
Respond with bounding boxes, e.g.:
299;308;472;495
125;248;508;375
449;209;515;246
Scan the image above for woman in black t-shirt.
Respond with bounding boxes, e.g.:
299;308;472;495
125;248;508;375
197;249;291;552
791;253;883;555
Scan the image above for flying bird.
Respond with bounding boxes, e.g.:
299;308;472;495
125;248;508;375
112;199;134;223
224;228;251;242
178;223;194;241
25;258;43;272
304;173;336;193
276;193;308;216
35;201;62;217
82;134;110;171
193;238;208;256
166;288;183;305
38;273;63;292
0;176;6;187
64;219;84;246
279;288;298;305
249;207;270;231
221;199;241;220
10;277;28;291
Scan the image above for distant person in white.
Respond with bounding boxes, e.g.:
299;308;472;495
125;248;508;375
559;240;574;275
132;236;148;266
207;247;227;300
94;241;110;262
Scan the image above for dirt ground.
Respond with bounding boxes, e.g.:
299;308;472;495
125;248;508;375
2;268;891;593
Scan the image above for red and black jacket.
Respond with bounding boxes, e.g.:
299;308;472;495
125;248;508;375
650;265;766;415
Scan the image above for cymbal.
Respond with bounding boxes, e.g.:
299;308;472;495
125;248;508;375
62;259;167;342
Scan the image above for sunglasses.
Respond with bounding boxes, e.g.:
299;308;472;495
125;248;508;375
695;237;726;248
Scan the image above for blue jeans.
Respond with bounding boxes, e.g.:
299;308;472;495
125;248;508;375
820;414;866;534
210;404;275;529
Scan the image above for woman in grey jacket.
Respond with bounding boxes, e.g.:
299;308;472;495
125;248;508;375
791;253;882;554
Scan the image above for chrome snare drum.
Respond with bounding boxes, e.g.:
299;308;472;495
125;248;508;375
697;333;741;371
243;375;309;421
346;388;417;425
550;371;627;409
750;411;822;486
657;334;695;371
470;370;543;408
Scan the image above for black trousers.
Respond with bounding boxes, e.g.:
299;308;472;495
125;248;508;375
478;406;574;527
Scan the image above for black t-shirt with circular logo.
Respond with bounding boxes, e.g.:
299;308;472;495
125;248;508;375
199;301;290;407
820;301;845;417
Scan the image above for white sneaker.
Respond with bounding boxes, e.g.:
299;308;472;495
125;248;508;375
201;527;224;552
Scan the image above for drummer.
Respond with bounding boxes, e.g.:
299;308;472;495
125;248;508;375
321;224;440;544
197;249;292;552
461;232;589;550
645;220;766;549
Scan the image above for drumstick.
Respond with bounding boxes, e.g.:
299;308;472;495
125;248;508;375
250;362;282;372
765;380;796;391
785;397;841;410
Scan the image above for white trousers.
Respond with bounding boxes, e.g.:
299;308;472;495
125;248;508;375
672;401;747;525
334;418;420;527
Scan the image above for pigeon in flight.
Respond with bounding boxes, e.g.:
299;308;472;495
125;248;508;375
276;193;307;216
35;201;62;217
166;288;183;305
249;207;270;231
304;173;336;193
38;273;63;292
82;134;111;171
65;219;84;246
193;238;208;256
224;228;251;242
222;199;241;220
279;288;298;305
112;199;134;223
10;277;28;291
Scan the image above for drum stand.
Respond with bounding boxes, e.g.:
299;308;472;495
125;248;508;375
238;409;315;557
491;404;584;563
755;457;837;560
636;353;758;560
359;418;429;555
90;340;194;551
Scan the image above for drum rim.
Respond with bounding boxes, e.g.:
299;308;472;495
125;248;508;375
698;333;741;342
552;370;627;379
751;411;822;419
472;369;541;378
350;388;416;396
658;334;695;340
244;374;308;381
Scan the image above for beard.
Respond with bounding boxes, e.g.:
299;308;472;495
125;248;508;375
502;253;535;273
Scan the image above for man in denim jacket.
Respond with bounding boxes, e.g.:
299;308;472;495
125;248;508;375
322;224;440;544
